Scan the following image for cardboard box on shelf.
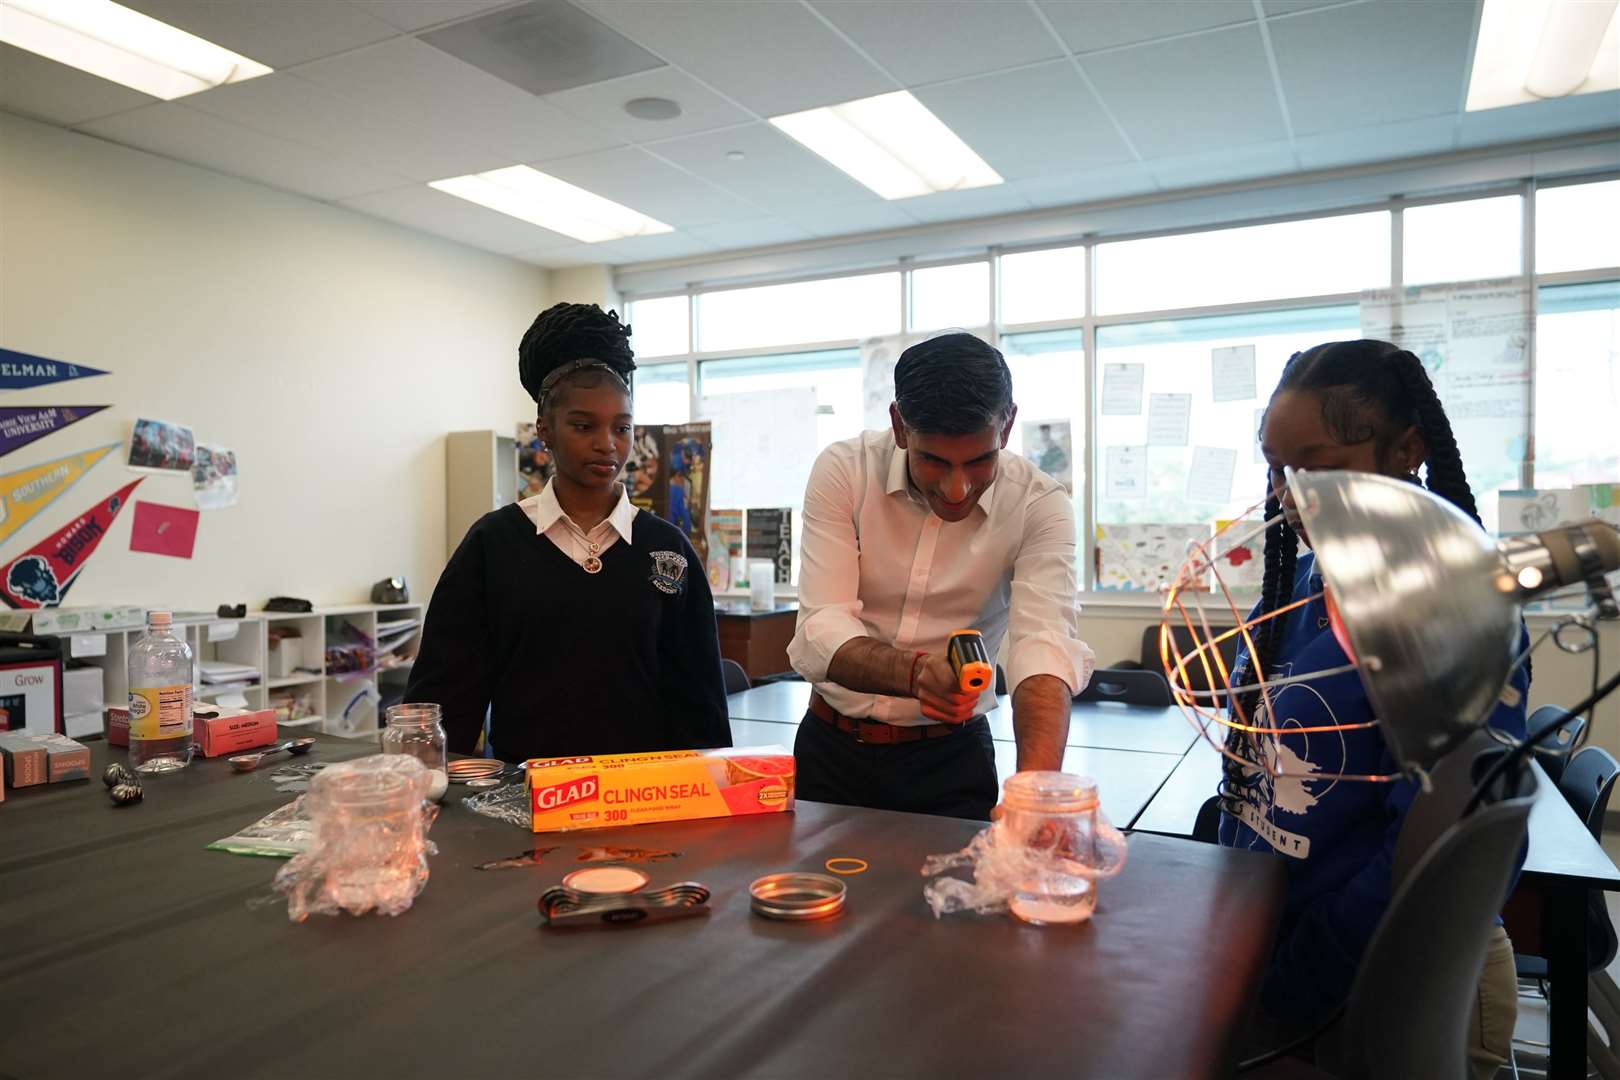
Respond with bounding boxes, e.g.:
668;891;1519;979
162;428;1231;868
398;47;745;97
0;731;88;785
195;709;276;758
105;705;129;747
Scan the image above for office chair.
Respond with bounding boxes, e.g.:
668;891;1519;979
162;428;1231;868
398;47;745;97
721;659;751;695
1076;667;1174;707
1528;704;1587;785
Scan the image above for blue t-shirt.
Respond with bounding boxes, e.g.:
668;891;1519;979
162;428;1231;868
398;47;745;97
1217;551;1529;1025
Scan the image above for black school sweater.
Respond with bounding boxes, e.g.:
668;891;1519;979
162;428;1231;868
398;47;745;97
404;504;730;762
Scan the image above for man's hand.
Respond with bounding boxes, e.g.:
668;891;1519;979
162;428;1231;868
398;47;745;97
913;653;978;724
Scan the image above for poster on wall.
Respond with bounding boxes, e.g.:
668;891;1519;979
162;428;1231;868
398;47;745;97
192;444;238;510
747;508;793;584
625;426;666;519
662;422;711;567
1020;420;1073;494
0;347;110;391
860;335;910;431
127;418;196;473
0;479;141;609
1094;522;1209;592
0;406;109;459
0;444;118;546
515;422;551;500
707;509;743;591
1212;519;1265;590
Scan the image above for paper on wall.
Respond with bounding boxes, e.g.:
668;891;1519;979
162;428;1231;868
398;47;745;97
1101;363;1145;416
1021;419;1073;494
860;334;913;430
1147;393;1192;447
699;389;818;510
1105;445;1147;499
1212;519;1265;589
1186;446;1237;503
1211;345;1256;402
1498;488;1587;535
1094;522;1210;592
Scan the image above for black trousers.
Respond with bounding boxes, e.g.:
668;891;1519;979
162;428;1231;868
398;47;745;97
792;712;999;821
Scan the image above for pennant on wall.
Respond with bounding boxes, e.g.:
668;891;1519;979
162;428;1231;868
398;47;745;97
0;348;110;391
0;406;110;459
0;479;141;609
0;443;119;546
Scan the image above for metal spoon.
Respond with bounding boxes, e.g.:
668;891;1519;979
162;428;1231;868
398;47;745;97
228;737;317;772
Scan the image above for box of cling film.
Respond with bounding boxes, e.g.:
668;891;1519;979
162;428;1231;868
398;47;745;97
526;745;795;833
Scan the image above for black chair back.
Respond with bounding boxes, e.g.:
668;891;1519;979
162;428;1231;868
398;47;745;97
720;659;751;695
1142;623;1239;697
1076;667;1173;707
1558;745;1620;841
1529;705;1588;785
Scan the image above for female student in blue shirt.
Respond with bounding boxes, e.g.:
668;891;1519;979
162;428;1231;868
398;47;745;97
1219;338;1528;1078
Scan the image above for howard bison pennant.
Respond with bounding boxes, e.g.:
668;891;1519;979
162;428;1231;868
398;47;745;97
0;479;142;609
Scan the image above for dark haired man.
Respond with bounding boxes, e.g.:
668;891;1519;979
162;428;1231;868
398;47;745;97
406;303;729;762
788;332;1093;819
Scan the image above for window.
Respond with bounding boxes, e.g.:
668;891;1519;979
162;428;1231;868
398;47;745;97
1094;306;1359;527
632;361;690;425
1537;180;1620;275
1403;195;1522;287
695;272;900;352
1095;212;1389;314
910;261;988;333
999;245;1086;325
1534;281;1620;492
1002;329;1084;513
626;295;689;359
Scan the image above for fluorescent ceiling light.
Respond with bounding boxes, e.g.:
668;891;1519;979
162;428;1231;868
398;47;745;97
0;0;271;100
770;90;1002;200
429;166;673;244
1466;0;1619;111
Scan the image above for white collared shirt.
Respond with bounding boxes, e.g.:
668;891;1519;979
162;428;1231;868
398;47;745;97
518;482;638;568
789;429;1095;725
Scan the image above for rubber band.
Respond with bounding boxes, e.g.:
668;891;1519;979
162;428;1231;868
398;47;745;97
825;857;869;876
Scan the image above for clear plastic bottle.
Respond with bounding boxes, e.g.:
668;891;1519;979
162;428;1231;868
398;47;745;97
128;610;194;773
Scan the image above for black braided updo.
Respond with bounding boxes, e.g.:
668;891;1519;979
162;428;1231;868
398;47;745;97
517;303;635;411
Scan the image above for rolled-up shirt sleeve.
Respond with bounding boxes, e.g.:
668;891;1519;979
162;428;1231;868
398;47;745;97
1006;488;1095;696
788;443;869;684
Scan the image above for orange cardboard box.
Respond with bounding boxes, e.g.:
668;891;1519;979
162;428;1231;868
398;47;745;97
527;745;794;833
195;708;277;758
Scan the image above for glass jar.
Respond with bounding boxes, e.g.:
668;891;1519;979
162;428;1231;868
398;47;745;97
999;771;1128;926
381;703;447;801
295;756;434;917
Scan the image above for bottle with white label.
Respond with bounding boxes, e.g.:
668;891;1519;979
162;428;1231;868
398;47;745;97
128;610;194;773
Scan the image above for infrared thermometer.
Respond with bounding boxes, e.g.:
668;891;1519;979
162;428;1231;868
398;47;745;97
946;630;993;694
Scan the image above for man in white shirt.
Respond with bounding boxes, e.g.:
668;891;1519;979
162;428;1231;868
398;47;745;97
788;333;1094;819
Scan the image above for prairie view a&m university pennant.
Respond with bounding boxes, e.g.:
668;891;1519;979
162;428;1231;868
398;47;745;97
0;406;111;459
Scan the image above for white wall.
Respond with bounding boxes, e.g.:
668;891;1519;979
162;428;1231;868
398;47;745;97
0;111;548;610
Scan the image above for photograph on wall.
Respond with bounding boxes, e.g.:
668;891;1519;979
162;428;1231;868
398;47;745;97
0;405;109;459
127;418;196;473
707;508;743;591
0;478;141;609
192;443;238;510
662;422;711;567
0;443;118;546
515;422;551;500
625;426;666;519
1020;419;1073;494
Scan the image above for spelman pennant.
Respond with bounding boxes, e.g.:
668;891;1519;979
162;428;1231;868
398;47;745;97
0;479;141;609
0;444;119;546
0;406;110;459
0;347;110;391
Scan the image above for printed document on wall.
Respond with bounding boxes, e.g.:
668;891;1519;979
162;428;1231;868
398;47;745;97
699;389;818;510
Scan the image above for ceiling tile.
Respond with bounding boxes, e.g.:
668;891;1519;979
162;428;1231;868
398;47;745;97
575;0;892;115
1293;114;1458;170
419;0;665;97
1269;0;1475;134
337;184;576;254
1081;25;1287;157
897;184;1034;223
183;73;507;183
537;146;761;226
1262;0;1352;14
1458;92;1620;149
119;0;398;68
647;123;884;210
916;60;1136;180
1036;1;1255;54
544;67;752;144
1145;140;1298;190
783;201;921;238
77;103;406;201
359;0;522;33
0;43;156;126
516;241;629;267
689;217;815;251
608;232;719;262
294;37;620;162
1011;162;1160;208
810;1;1063;85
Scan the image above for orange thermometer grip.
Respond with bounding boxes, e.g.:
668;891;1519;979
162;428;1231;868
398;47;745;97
946;630;993;694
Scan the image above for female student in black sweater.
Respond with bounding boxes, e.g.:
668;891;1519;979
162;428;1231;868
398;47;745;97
405;303;730;762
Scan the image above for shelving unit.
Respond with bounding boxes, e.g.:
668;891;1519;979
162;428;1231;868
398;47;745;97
41;603;423;739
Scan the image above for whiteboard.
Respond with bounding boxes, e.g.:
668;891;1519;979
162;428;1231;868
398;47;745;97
699;388;819;510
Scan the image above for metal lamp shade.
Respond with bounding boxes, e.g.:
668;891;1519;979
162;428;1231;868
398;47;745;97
1288;470;1521;771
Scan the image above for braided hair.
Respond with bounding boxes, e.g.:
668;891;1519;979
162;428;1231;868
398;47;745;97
518;303;635;413
1222;339;1481;804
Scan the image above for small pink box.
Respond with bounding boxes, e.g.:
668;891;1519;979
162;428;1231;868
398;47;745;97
195;709;277;758
105;706;129;748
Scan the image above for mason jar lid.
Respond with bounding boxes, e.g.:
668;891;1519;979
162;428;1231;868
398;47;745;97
749;873;845;920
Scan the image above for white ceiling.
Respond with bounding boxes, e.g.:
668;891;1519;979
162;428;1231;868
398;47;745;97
3;0;1616;271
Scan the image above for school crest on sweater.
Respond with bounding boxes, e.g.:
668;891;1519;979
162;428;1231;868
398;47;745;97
649;550;688;595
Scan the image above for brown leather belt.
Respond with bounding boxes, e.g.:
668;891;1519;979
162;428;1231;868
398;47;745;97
809;692;970;745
